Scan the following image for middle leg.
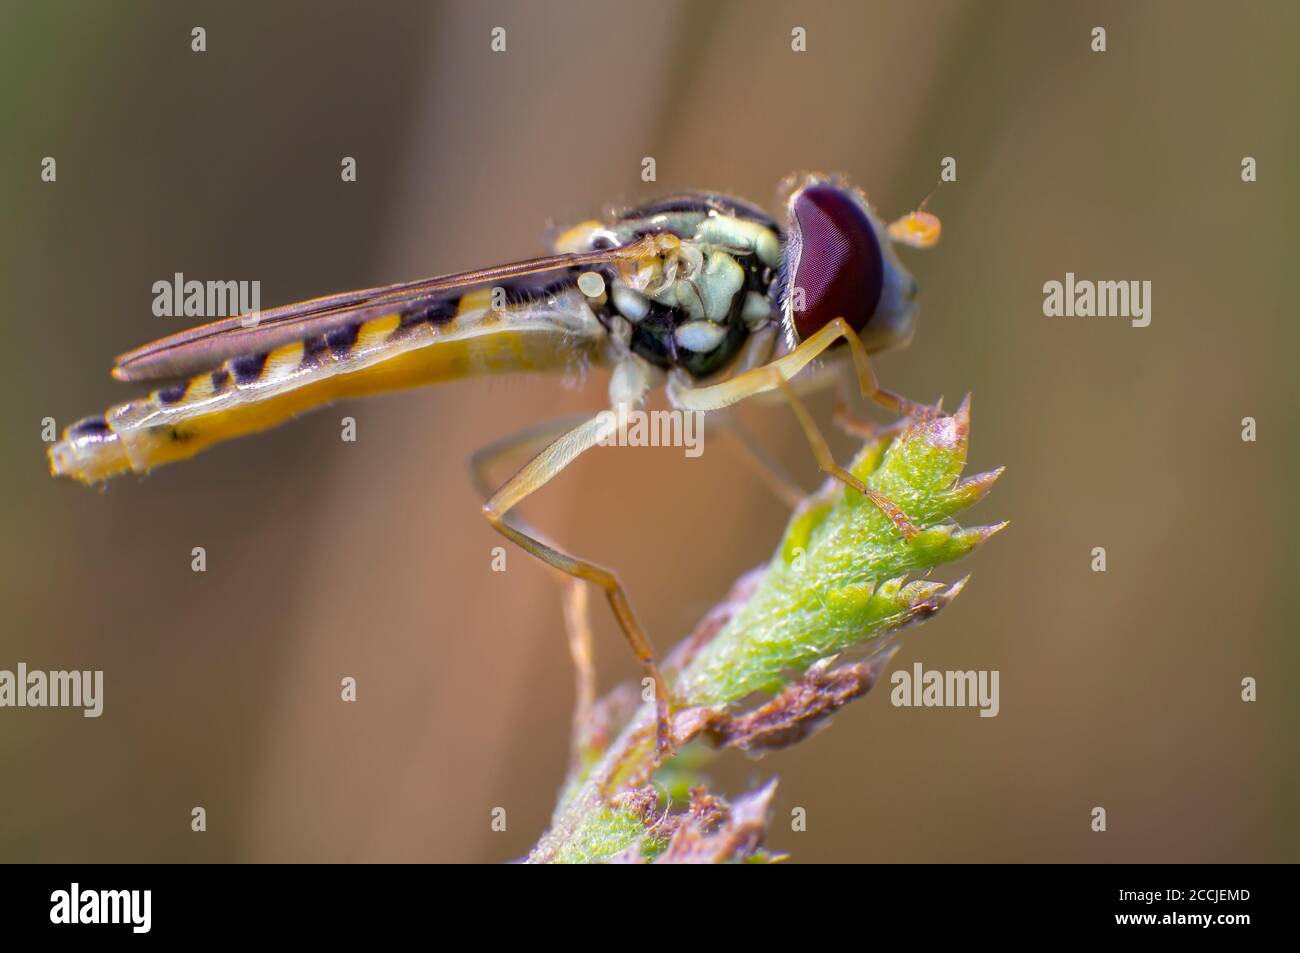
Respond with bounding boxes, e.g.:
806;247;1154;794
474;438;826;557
479;411;675;753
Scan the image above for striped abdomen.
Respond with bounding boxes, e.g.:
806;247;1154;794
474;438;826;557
50;284;602;484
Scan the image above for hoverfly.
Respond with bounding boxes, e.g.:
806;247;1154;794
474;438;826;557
49;172;940;746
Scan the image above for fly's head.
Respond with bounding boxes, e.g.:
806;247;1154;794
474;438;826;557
775;173;940;354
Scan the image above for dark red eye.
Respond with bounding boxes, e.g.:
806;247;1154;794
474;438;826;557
786;185;884;340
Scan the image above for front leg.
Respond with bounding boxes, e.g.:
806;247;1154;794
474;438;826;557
672;316;935;420
669;317;927;539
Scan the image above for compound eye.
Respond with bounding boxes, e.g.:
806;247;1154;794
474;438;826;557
786;185;884;341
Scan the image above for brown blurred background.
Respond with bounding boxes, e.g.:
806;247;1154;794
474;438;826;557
1;0;1295;863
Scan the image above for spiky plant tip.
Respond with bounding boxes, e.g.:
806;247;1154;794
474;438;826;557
528;400;1005;864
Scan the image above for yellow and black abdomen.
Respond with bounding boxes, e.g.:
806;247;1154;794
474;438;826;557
50;287;602;484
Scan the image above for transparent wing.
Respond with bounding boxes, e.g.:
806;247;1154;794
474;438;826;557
112;245;647;382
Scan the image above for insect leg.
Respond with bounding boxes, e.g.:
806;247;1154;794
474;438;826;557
469;414;592;500
777;378;919;539
832;388;884;440
670;317;930;538
479;413;674;754
830;370;921;442
558;579;598;767
714;412;807;509
673;317;935;420
470;414;599;764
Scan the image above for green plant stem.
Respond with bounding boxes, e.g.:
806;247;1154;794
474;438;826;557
529;398;1004;864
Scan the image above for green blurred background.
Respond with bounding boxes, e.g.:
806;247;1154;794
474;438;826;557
1;0;1295;862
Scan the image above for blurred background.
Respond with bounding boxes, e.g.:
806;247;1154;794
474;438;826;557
1;0;1295;863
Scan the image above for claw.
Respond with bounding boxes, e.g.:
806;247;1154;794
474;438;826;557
902;398;944;423
859;485;919;540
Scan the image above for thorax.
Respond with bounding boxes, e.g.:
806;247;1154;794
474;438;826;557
552;193;785;379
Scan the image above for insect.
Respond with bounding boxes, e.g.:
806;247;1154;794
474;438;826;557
49;171;941;748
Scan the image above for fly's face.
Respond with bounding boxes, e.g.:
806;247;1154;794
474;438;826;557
775;173;938;354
